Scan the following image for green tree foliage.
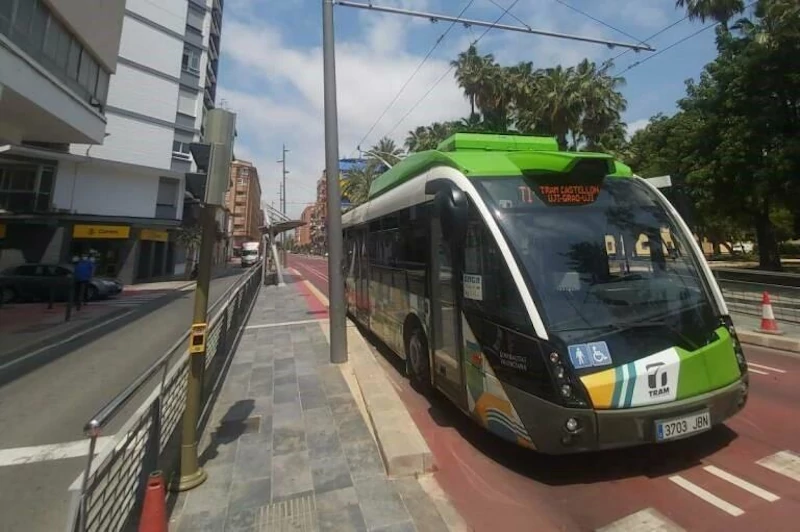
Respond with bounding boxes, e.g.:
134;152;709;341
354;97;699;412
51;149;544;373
628;0;800;269
342;136;398;207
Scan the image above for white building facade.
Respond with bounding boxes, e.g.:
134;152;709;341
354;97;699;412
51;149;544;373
0;0;225;283
0;0;126;271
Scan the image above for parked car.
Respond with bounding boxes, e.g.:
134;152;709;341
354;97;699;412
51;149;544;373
0;263;123;304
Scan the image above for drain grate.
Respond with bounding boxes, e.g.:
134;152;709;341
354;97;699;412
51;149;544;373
257;493;317;532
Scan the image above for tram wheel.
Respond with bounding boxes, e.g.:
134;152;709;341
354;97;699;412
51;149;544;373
406;326;431;394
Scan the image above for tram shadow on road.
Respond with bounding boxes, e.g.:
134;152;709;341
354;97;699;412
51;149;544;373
356;322;740;487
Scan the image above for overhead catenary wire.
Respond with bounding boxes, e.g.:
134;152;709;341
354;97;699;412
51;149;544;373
615;0;758;76
350;0;477;156
381;0;522;140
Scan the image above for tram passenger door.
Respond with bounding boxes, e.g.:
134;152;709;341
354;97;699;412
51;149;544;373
430;215;466;409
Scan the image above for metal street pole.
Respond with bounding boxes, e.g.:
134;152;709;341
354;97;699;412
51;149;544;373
322;0;347;364
174;203;215;491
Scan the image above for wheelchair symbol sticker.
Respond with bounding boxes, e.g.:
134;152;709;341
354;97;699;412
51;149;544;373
587;341;612;367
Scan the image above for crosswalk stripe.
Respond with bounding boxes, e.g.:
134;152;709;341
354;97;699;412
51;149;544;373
703;465;780;502
668;475;744;516
748;362;786;374
757;450;800;483
596;508;684;532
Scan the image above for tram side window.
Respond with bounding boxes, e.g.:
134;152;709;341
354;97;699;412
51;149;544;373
463;214;528;330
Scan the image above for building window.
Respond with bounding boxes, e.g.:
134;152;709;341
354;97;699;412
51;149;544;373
187;7;204;32
172;140;192;160
1;0;111;107
156;177;179;219
182;47;201;74
0;161;55;213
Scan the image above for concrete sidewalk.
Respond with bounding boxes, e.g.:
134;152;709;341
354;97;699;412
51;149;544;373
732;311;800;354
169;275;463;532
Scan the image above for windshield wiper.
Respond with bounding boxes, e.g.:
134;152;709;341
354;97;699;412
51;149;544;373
555;320;700;350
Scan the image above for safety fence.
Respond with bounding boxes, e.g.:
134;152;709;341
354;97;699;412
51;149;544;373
64;263;263;532
718;278;800;324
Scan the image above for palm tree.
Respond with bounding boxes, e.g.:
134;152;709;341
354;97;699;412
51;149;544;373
369;137;404;165
342;160;384;206
451;45;493;117
675;0;745;24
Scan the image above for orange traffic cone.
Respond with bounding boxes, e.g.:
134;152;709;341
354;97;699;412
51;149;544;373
758;291;783;335
138;471;168;532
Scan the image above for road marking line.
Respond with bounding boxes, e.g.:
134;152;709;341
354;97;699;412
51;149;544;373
0;437;113;467
748;362;786;373
748;368;770;375
668;475;744;516
703;465;780;501
294;261;329;282
596;508;685;532
757;450;800;483
245;319;327;330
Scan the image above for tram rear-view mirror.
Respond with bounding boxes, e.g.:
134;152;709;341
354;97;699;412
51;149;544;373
427;180;467;243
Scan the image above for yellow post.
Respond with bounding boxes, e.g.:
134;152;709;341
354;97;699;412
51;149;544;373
172;205;215;491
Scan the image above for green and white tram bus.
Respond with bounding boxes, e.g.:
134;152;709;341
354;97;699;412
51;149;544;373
341;133;749;454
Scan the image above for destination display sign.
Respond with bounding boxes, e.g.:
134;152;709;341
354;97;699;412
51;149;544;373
517;184;601;206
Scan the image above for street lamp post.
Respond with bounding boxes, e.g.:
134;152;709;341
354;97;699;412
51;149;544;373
322;0;347;364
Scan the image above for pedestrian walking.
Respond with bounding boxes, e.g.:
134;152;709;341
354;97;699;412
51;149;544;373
73;255;94;310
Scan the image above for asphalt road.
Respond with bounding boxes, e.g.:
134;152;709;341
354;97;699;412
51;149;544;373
0;272;243;532
290;254;800;532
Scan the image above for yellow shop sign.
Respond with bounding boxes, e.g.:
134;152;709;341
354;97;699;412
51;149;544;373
140;229;169;242
73;224;130;239
0;224;6;239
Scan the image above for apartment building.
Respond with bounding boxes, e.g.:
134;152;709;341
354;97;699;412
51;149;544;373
0;0;126;270
296;205;314;247
225;160;263;251
0;0;227;283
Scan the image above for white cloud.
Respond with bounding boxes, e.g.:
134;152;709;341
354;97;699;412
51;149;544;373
217;1;683;218
626;118;650;138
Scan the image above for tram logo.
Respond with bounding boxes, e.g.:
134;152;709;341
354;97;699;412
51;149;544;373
646;362;670;397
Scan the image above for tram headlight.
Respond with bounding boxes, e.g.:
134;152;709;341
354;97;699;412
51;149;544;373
722;316;748;373
545;349;589;408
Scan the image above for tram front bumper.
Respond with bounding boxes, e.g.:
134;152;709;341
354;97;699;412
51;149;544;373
505;376;749;454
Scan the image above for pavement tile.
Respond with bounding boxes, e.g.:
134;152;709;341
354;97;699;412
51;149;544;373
226;507;257;532
319;366;350;396
337;414;374;444
271;450;314;501
272;401;303;427
274;358;296;378
311;453;354;494
370;520;417;532
175;508;227;532
274;382;301;404
182;480;231;514
342;439;385;480
273;372;298;386
315;487;368;532
229;477;272;512
272;424;307;455
300;389;328;410
353;476;411;531
234;440;272;481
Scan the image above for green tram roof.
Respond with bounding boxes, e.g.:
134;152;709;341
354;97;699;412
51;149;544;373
368;133;633;200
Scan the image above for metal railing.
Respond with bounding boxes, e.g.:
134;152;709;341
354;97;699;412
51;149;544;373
65;263;263;532
718;278;800;324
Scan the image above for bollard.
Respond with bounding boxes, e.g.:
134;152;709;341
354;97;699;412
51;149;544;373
65;275;73;322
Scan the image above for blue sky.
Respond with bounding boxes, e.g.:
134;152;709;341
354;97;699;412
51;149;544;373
218;0;727;219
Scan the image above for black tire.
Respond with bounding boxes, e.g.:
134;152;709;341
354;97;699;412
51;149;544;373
86;285;99;301
406;325;431;394
1;286;15;304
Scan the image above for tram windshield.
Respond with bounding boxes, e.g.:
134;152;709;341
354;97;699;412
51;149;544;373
474;173;722;359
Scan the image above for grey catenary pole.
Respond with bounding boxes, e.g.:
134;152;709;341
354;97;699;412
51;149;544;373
322;0;347;363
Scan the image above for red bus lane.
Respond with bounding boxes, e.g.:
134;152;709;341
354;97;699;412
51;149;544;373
288;254;800;531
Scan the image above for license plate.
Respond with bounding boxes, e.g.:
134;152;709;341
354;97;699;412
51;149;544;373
655;410;711;442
